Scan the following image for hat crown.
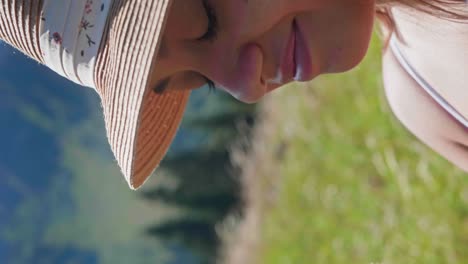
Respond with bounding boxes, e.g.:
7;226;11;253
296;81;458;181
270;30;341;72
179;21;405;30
0;0;112;89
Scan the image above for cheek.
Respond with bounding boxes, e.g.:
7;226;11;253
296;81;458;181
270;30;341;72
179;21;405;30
221;0;312;42
296;1;375;73
335;1;375;70
165;0;206;39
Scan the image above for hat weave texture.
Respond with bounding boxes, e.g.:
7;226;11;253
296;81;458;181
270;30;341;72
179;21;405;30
0;0;190;189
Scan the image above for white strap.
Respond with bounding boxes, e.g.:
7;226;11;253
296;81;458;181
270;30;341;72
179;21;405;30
389;34;468;129
39;0;112;88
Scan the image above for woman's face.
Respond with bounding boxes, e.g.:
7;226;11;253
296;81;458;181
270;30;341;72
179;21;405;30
151;0;376;103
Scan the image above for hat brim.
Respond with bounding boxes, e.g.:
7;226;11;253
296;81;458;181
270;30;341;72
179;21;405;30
96;0;189;190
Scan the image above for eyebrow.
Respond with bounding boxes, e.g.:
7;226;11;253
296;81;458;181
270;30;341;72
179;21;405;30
153;77;171;94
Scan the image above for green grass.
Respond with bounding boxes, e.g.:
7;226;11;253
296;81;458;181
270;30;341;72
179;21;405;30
244;31;468;264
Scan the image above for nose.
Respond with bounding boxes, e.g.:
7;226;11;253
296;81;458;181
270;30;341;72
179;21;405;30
205;43;266;103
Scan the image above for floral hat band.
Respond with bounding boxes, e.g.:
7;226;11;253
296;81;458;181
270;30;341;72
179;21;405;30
39;0;112;88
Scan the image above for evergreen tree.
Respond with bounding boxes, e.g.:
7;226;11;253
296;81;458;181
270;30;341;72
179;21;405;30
141;89;256;263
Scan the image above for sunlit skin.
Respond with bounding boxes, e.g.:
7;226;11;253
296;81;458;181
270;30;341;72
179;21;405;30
147;0;468;175
381;6;468;173
150;0;376;103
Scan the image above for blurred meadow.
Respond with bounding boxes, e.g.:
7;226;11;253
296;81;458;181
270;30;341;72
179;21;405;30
223;30;468;264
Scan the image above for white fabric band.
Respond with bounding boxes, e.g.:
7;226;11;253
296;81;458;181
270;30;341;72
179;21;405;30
389;34;468;129
39;0;112;88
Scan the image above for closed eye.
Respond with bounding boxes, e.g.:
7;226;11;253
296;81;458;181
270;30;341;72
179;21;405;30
153;0;218;95
197;0;218;42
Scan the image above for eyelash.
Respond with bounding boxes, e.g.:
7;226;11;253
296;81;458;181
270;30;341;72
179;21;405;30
198;0;218;42
202;76;216;93
199;0;217;92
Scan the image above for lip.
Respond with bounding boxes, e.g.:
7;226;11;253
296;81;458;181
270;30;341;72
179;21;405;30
293;20;314;82
270;20;314;86
278;22;297;83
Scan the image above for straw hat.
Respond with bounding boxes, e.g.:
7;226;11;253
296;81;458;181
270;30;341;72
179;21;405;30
0;0;189;190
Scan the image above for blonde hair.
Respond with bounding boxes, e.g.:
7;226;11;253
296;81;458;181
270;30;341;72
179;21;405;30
375;0;468;50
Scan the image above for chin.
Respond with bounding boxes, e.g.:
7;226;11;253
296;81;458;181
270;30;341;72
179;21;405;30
336;52;368;74
327;37;373;75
